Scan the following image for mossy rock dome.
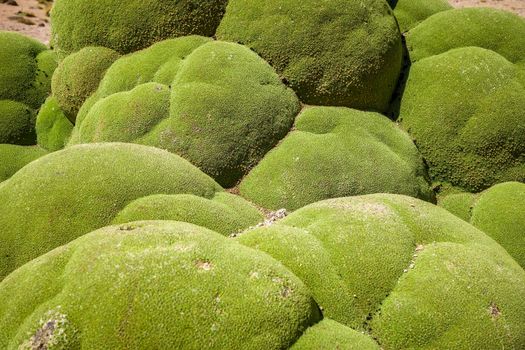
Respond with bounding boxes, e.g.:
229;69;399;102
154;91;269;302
0;31;57;145
0;221;322;349
237;194;525;349
440;182;525;268
35;96;73;152
0;143;262;280
216;0;402;112
51;47;120;122
50;0;228;56
69;36;299;187
389;0;452;33
406;8;525;65
398;47;525;191
0;144;47;182
239;107;434;211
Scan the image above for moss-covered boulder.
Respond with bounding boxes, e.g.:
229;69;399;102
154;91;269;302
440;182;525;268
216;0;402;112
69;36;299;187
50;0;228;57
390;0;452;33
399;47;525;191
406;8;525;65
237;194;525;348
0;31;57;145
35;96;73;151
0;221;321;349
51;47;120;122
240;107;434;210
0;143;263;280
0;144;48;182
112;192;263;237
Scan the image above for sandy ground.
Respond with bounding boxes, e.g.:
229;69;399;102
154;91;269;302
0;0;51;43
0;0;524;44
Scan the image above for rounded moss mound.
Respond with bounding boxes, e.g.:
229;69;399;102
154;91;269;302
51;0;228;56
406;8;525;65
51;46;120;122
0;221;321;349
35;96;73;151
390;0;452;33
0;31;57;145
0;143;263;280
399;47;525;191
112;192;263;236
216;0;402;112
290;319;380;350
237;194;525;349
0;144;47;182
440;182;525;268
240;107;434;210
69;36;300;187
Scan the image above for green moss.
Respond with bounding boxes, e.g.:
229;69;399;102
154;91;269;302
0;221;321;349
438;192;478;222
70;37;300;187
0;32;57;145
440;182;525;268
390;0;452;33
51;47;120;122
399;47;525;191
50;0;228;56
237;194;525;348
112;192;263;236
216;0;402;112
0;100;36;145
0;144;48;182
291;319;380;350
35;96;73;151
239;107;434;211
406;8;525;65
0;142;230;280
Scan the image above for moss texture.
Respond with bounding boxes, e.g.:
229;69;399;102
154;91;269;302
0;142;267;280
399;47;525;191
240;107;434;210
237;194;525;349
0;31;57;145
70;36;299;187
390;0;452;33
112;192;263;236
0;221;321;349
406;8;525;65
35;96;73;151
50;0;228;57
51;47;120;122
216;0;402;112
291;319;379;350
0;144;48;182
440;182;525;268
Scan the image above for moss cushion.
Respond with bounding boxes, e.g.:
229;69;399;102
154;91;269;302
390;0;452;33
216;0;402;112
240;107;434;210
51;46;120;122
69;36;299;187
0;31;57;145
440;182;525;268
0;144;48;182
0;143;261;280
50;0;228;56
0;221;320;349
237;194;525;349
398;47;525;191
35;96;73;152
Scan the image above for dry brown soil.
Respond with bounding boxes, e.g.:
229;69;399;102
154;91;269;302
0;0;524;44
